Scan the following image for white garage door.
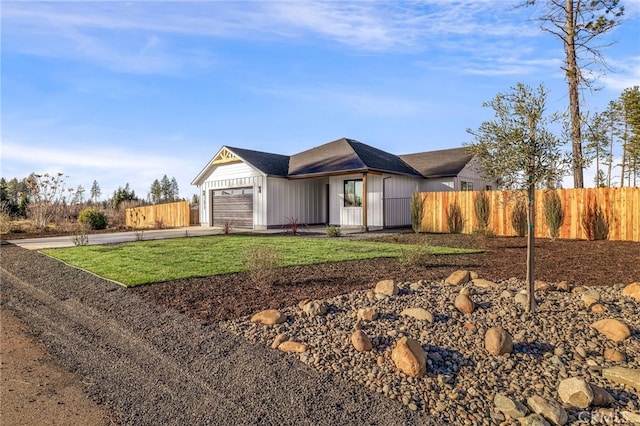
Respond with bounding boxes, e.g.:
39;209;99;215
212;187;253;228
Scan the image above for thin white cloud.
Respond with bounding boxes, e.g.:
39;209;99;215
252;84;432;118
2;140;181;172
600;56;640;91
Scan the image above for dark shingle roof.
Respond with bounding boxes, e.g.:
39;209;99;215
399;147;474;178
288;138;421;178
226;146;290;177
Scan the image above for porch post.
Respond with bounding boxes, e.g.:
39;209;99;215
362;172;368;231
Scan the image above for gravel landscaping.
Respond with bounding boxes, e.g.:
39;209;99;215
2;232;639;425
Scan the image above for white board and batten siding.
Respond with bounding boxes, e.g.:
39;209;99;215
198;162;264;227
329;174;410;229
383;175;421;227
266;178;327;228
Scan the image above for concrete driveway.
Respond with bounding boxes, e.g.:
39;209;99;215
6;227;225;250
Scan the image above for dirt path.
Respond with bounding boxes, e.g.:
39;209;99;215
0;306;114;426
1;244;430;425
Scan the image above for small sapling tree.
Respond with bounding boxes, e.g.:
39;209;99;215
410;192;424;233
467;83;567;313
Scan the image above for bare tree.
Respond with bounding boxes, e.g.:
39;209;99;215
524;0;624;188
25;172;74;231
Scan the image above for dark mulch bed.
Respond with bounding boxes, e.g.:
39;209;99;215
133;233;640;324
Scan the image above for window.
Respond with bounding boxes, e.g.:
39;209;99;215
460;181;473;191
344;179;363;207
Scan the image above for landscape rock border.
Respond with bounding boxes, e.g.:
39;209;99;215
223;273;640;424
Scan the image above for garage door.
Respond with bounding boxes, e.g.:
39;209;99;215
212;187;253;228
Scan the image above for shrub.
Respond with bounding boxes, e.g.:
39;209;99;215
544;190;564;240
398;245;432;267
78;208;108;230
222;222;232;234
244;246;285;290
511;198;528;237
474;191;491;232
284;217;305;235
71;225;89;246
446;201;464;234
410;193;424;233
326;225;341;237
582;197;609;240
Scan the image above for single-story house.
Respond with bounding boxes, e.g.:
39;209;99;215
191;138;494;230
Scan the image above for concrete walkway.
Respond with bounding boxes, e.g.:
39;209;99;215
6;225;372;250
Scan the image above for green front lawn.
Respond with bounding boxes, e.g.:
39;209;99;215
42;234;480;286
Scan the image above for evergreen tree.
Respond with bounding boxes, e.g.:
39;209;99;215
90;180;101;202
524;0;624;188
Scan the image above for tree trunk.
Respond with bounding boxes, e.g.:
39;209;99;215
526;181;536;314
564;0;584;188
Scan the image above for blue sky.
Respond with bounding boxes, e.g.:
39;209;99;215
2;1;639;200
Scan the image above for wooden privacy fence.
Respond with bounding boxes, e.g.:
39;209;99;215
126;201;193;228
418;187;640;242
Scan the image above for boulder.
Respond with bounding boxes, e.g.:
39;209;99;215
445;270;470;286
302;300;328;317
591;318;631;342
535;280;551;291
590;383;614;407
589;303;607;314
494;393;529;419
454;293;475;315
485;326;513;356
357;307;378;322
400;308;434;323
520;414;551;426
278;341;307;353
581;290;600;308
603;367;640;392
603;348;626;362
374;279;398;296
621;411;640;424
391;337;426;378
250;309;286;325
527;395;568;426
622;282;640;302
515;291;529;307
558;377;594;408
351;330;373;352
555;281;570;292
471;278;498;289
270;333;288;349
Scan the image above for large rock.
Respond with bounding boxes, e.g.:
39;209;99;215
400;307;434;323
302;300;328;317
604;348;626;362
622;282;640;302
357;307;378;322
581;290;600;308
603;367;640;392
351;330;372;352
591;318;631;342
494;393;529;419
558;377;594;408
445;270;470;286
391;337;426;378
250;309;286;325
278;341;307;353
270;333;288;349
454;293;475;315
485;326;513;356
471;278;498;289
527;395;567;425
520;414;551;426
374;279;398;296
590;383;615;407
621;411;640;424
